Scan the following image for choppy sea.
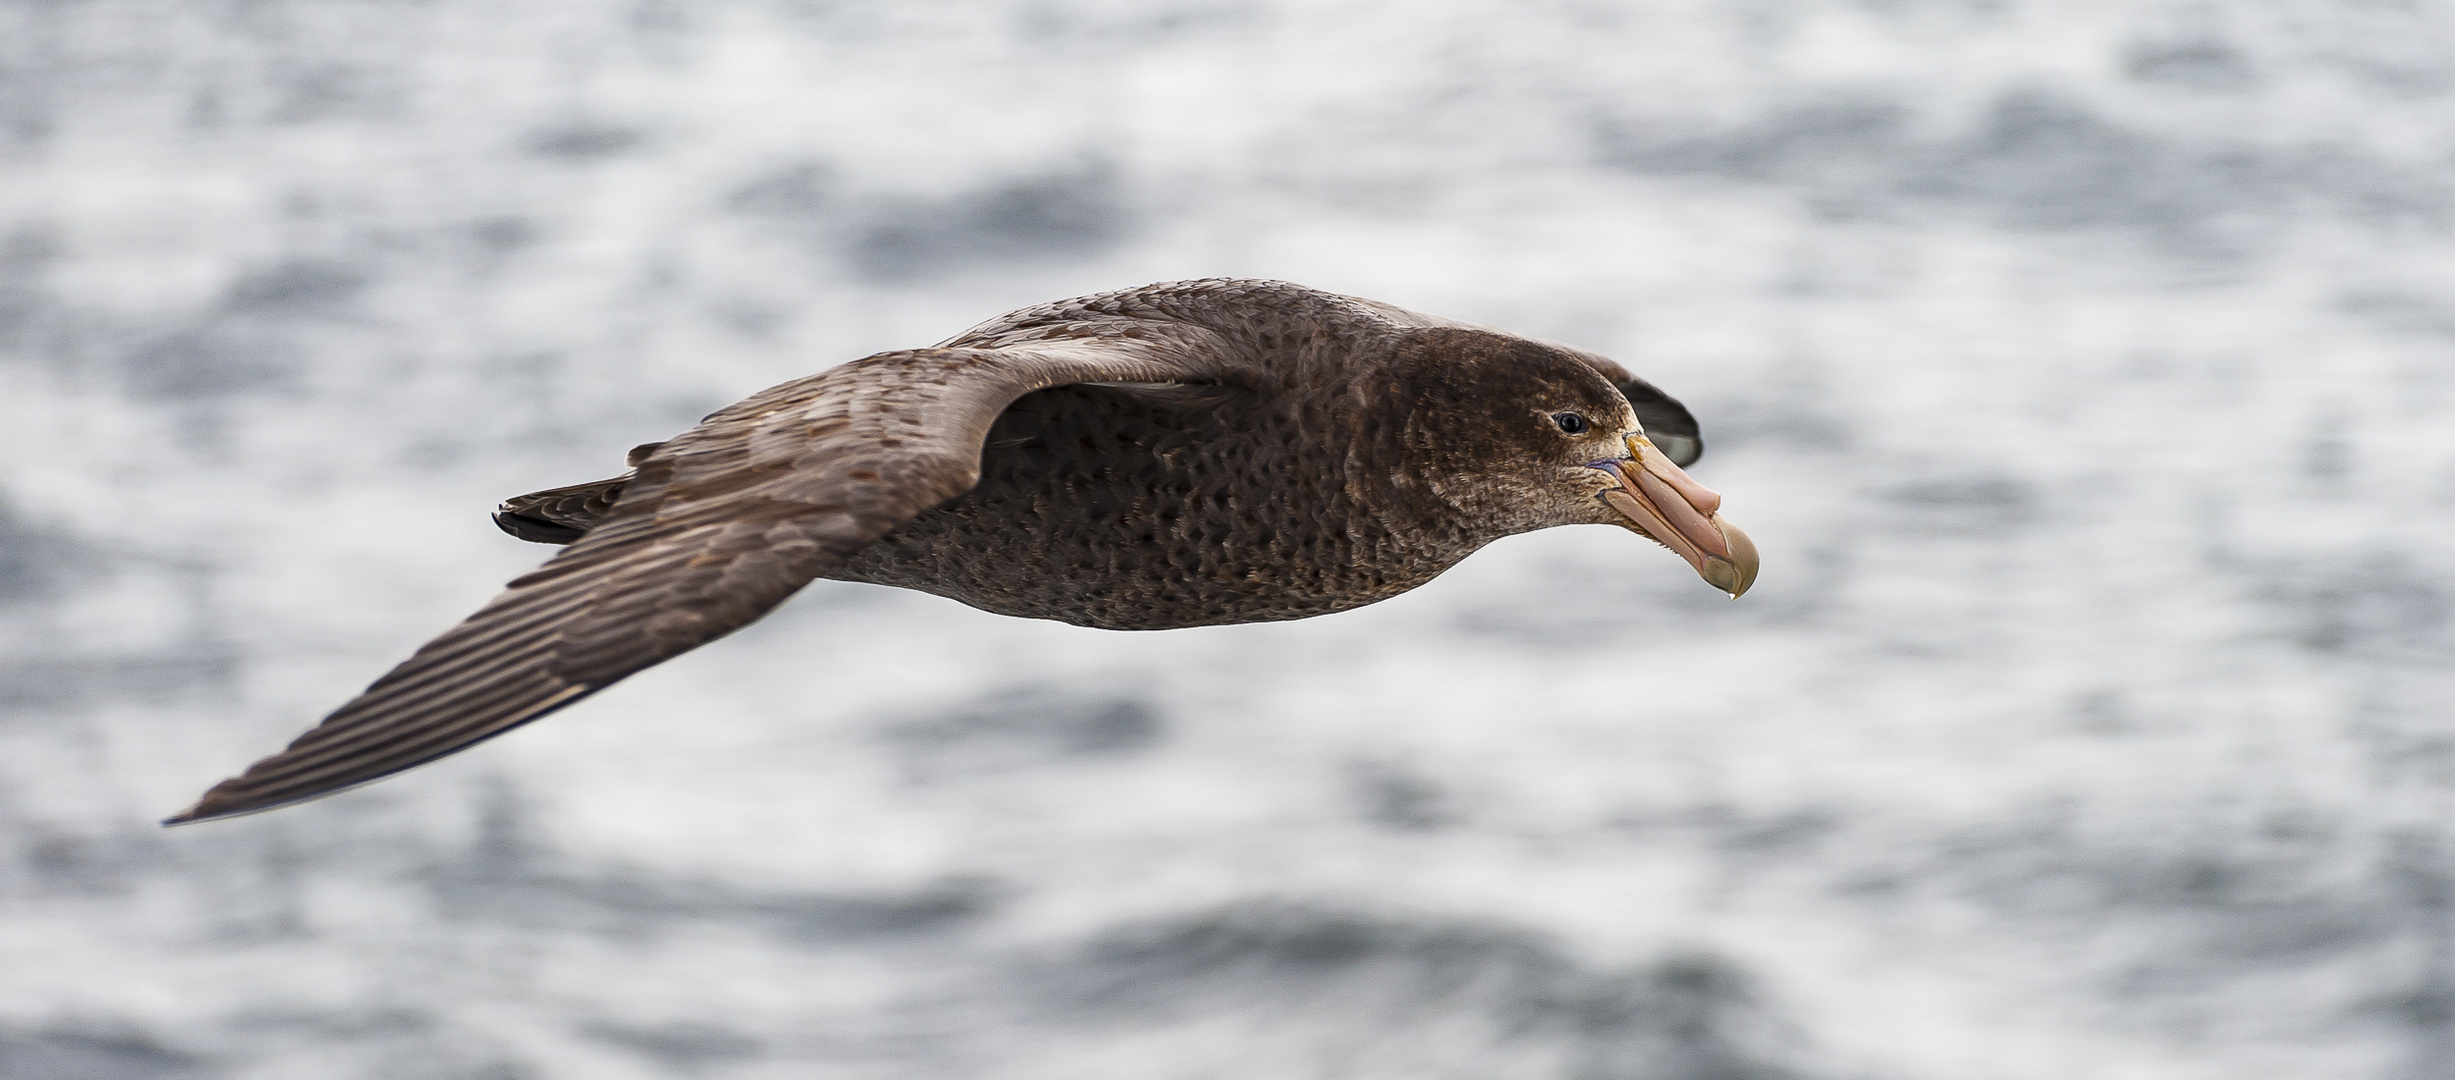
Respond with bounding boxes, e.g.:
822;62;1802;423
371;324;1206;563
4;2;2454;1077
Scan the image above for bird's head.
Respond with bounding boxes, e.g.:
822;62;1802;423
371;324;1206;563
1387;328;1759;598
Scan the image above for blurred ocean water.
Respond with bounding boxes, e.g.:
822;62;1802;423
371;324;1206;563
3;1;2453;1076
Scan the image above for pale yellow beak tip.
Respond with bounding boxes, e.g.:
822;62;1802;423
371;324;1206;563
1703;517;1759;598
1604;438;1758;598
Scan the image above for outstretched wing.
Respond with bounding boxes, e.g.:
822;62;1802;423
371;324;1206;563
167;341;1232;824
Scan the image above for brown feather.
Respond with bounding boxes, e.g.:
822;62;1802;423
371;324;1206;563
167;279;1707;823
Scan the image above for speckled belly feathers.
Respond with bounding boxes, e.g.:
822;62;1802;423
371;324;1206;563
836;383;1473;629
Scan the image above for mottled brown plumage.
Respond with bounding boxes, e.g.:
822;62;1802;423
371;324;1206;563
167;279;1745;824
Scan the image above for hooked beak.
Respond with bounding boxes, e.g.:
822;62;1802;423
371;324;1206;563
1595;434;1759;598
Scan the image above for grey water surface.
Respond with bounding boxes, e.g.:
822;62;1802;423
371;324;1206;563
4;2;2453;1077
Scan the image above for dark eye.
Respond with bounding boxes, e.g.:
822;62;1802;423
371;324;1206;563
1552;412;1589;435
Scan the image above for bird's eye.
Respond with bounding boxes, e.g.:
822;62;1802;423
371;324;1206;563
1552;412;1589;435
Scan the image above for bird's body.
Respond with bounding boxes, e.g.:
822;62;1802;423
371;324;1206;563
169;279;1754;824
838;379;1457;629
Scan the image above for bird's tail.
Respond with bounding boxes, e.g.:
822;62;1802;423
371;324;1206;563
490;442;666;544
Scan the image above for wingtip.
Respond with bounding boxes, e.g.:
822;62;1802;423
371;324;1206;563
161;777;285;827
160;785;238;827
160;801;212;827
160;792;301;827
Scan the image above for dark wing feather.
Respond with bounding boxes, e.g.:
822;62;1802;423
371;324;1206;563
494;475;632;544
495;444;669;544
1330;291;1705;466
1611;374;1703;467
167;342;1226;824
1561;352;1705;467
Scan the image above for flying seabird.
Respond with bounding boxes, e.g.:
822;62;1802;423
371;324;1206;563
166;279;1757;825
